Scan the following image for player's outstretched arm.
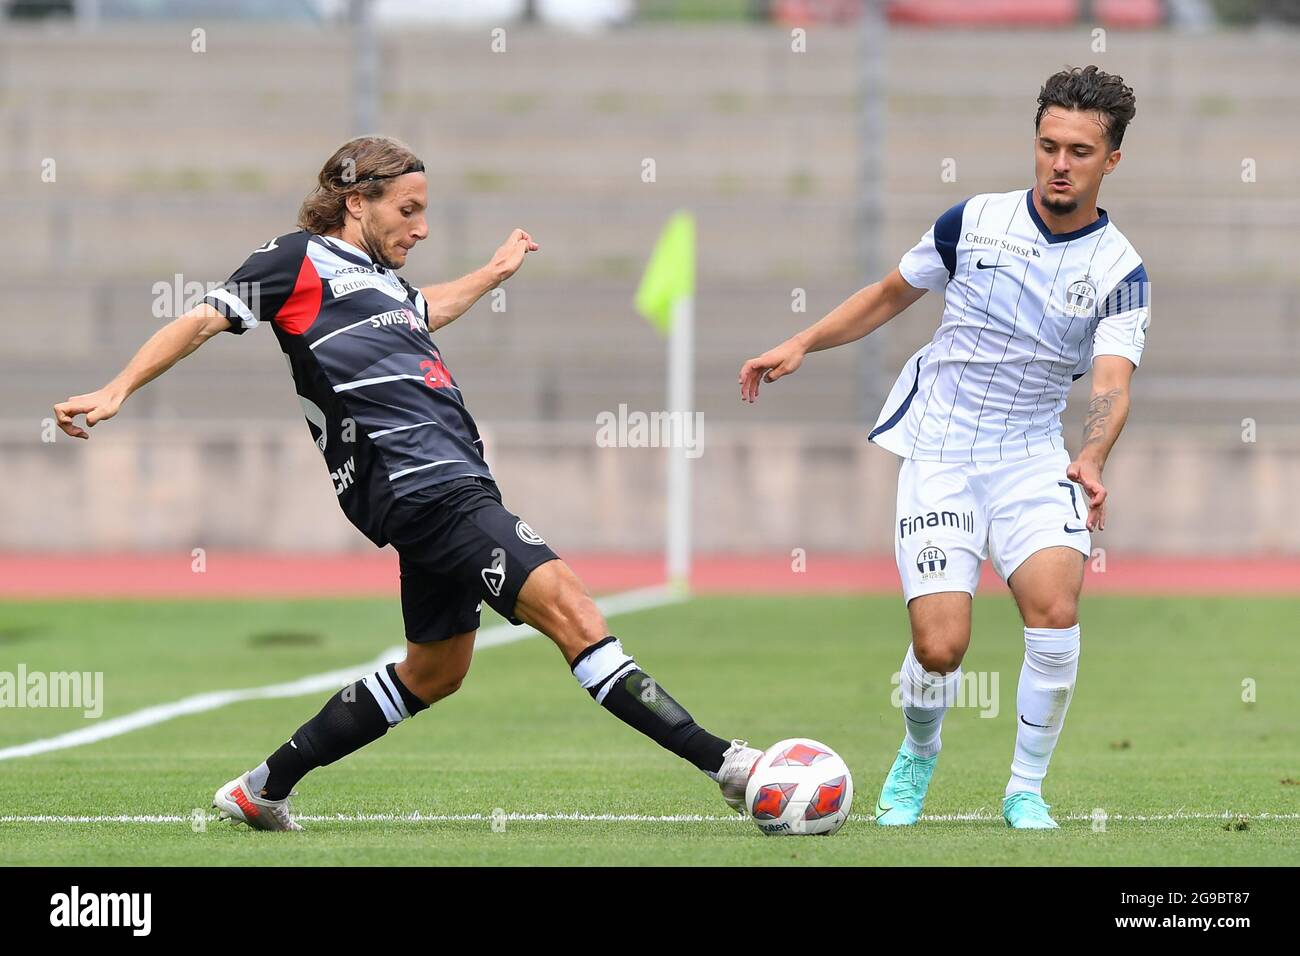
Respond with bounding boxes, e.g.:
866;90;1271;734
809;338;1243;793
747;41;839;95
738;268;926;403
1067;354;1135;531
420;227;539;332
53;303;232;439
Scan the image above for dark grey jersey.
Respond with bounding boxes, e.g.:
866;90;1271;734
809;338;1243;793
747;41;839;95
204;230;493;546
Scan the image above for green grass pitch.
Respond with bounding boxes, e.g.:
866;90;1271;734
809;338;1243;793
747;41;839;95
0;594;1296;866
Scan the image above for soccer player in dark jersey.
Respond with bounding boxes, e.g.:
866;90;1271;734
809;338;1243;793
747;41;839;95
54;135;761;830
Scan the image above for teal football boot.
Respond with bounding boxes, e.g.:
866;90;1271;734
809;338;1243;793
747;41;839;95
874;745;937;826
1003;791;1060;829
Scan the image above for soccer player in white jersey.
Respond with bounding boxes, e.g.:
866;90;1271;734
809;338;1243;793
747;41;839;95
738;66;1149;829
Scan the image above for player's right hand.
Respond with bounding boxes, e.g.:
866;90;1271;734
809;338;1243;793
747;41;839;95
54;388;123;440
739;342;805;403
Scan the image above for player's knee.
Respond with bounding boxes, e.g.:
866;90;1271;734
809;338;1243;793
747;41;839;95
914;642;965;674
409;670;465;705
911;619;969;673
1026;600;1078;630
399;652;471;705
429;674;465;702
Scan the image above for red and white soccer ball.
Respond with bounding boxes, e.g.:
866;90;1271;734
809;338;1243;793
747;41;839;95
745;738;854;836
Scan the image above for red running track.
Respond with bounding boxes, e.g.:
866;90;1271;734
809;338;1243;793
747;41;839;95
0;553;1295;599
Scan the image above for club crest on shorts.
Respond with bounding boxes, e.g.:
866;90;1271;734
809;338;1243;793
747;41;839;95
916;545;947;575
481;565;505;597
515;520;545;546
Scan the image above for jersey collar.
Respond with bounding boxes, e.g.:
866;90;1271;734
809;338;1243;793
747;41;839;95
1024;187;1108;244
317;233;381;269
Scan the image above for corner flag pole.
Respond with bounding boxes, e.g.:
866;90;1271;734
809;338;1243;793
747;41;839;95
634;211;696;596
666;293;694;595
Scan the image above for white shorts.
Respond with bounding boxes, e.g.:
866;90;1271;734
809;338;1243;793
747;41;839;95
893;449;1091;603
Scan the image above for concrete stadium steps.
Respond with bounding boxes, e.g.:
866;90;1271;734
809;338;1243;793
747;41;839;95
9;273;1293;363
3;192;1297;285
4;106;1290;202
2;27;1297;200
5;25;1296;99
16;276;1297;430
3;24;1296;430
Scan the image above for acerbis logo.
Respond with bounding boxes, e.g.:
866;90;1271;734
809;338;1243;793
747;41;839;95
516;520;545;546
481;565;505;597
299;395;328;452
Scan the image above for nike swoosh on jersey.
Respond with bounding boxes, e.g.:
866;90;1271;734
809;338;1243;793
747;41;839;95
975;258;1010;270
1064;524;1088;534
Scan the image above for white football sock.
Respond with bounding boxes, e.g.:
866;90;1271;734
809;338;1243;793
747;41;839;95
899;644;961;759
1007;624;1080;797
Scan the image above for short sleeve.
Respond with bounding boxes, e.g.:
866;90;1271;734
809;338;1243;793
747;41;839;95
1091;262;1150;368
203;232;306;335
898;198;967;293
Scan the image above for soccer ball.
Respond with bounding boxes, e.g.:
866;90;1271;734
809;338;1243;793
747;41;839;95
745;738;854;836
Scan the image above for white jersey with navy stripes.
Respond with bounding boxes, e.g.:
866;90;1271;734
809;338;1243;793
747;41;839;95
870;187;1150;462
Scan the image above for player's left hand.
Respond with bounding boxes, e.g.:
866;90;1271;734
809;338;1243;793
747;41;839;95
488;228;539;285
1066;458;1107;531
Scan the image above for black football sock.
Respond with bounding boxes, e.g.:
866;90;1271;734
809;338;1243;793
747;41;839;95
253;662;428;800
571;636;730;775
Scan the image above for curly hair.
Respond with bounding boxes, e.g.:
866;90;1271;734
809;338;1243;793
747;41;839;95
1035;66;1136;152
297;136;424;234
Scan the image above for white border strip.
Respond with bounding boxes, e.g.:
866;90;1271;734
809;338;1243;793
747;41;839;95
0;585;682;763
2;811;1297;825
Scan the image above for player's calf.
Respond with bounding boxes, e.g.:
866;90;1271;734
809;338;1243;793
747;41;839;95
514;561;745;793
231;661;432;813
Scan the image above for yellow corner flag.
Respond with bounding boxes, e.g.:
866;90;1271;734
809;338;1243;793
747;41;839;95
635;210;695;336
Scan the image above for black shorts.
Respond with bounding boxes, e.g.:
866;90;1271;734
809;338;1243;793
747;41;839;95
383;477;559;643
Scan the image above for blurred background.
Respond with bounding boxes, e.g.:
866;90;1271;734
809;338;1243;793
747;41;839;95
2;0;1297;563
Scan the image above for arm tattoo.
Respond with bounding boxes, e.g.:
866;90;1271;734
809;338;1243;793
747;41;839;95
1082;387;1123;449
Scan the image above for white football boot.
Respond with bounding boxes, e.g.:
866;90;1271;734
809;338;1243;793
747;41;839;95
213;771;304;832
716;739;763;814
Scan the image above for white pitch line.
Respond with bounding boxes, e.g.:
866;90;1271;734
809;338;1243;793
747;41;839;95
0;585;684;763
2;811;1298;825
